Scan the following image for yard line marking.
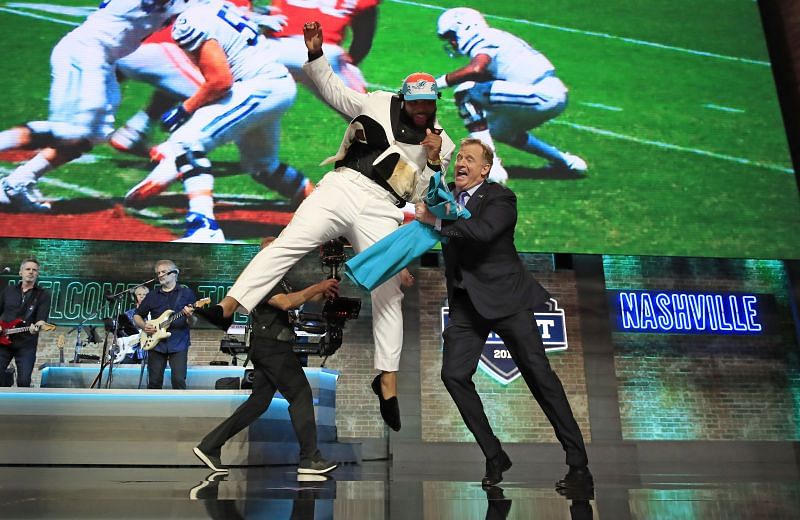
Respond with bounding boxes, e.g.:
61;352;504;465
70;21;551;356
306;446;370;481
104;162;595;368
0;6;79;26
7;2;94;18
580;102;624;112
387;0;770;67
36;177;165;220
371;80;788;173
39;177;109;198
3;165;290;210
553;120;793;173
70;153;103;164
703;103;745;113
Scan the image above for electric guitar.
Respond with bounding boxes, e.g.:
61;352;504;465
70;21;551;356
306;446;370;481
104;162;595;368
113;333;141;364
140;298;211;351
57;334;65;364
0;318;56;346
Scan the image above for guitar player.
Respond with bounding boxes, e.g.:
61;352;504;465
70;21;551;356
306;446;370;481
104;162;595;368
0;258;51;387
133;260;197;390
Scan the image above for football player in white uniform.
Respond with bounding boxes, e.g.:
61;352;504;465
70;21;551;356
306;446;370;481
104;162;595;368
110;0;379;156
435;7;587;183
108;0;255;156
110;27;206;156
0;0;196;212
124;0;310;242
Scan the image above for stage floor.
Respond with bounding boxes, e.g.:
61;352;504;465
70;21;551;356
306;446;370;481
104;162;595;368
1;460;799;519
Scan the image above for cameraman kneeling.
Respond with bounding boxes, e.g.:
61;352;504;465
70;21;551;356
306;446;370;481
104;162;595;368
194;237;339;475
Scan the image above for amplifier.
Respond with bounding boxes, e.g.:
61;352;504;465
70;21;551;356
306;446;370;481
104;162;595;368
220;337;248;356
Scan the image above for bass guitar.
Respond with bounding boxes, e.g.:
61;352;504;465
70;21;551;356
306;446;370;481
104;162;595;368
113;334;141;364
0;318;56;346
140;298;211;351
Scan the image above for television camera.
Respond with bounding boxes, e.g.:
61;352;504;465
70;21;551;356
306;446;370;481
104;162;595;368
291;238;361;357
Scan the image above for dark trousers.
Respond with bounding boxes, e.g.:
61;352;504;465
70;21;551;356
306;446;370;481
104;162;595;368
147;348;188;389
0;342;36;387
441;289;588;467
198;338;319;462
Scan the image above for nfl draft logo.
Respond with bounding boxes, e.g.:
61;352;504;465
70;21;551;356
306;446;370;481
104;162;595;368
440;298;568;385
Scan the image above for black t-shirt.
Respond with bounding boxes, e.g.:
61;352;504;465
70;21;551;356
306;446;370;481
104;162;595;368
0;284;51;348
249;279;293;343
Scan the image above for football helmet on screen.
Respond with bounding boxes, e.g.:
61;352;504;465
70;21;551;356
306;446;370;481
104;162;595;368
436;7;488;40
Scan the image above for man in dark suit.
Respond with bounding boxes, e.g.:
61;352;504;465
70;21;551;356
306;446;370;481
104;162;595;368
415;138;592;490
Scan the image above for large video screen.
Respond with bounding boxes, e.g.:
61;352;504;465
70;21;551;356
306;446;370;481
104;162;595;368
1;0;798;258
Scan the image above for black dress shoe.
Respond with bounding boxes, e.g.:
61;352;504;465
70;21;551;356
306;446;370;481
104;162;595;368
482;450;512;487
371;374;401;431
195;305;233;331
555;465;594;490
484;485;512;520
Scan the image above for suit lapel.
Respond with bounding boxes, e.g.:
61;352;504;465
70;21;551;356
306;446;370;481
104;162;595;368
465;182;490;213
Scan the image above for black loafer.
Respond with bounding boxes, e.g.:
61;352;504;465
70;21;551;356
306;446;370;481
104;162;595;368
371;374;401;431
196;305;233;331
482;450;512;487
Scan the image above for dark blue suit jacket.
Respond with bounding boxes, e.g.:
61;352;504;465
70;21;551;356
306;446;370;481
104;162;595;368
440;182;550;319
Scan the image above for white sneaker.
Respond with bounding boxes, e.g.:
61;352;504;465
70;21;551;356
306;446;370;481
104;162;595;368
488;157;509;184
109;125;150;157
0;179;9;205
174;212;225;243
0;178;52;212
297;456;338;475
188;471;227;500
561;153;588;174
125;157;180;202
297;474;330;482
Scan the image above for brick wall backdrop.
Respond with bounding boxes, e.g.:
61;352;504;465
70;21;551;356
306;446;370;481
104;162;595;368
418;253;591;443
0;238;385;439
604;256;800;440
7;238;799;444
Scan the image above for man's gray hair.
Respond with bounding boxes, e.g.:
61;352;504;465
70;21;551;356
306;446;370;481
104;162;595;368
154;259;178;273
20;258;40;270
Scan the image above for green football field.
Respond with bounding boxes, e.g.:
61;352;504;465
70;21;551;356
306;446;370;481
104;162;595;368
1;0;799;258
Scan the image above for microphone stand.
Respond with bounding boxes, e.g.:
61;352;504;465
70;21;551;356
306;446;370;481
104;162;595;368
102;292;128;389
91;276;157;389
68;314;101;365
128;276;161;390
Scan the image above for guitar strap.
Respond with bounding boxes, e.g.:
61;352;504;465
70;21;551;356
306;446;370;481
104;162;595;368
166;285;185;326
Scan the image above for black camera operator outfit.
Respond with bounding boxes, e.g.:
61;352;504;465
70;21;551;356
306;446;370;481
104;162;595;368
196;278;325;470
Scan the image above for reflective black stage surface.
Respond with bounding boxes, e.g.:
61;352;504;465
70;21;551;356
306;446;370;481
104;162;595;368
1;461;798;519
